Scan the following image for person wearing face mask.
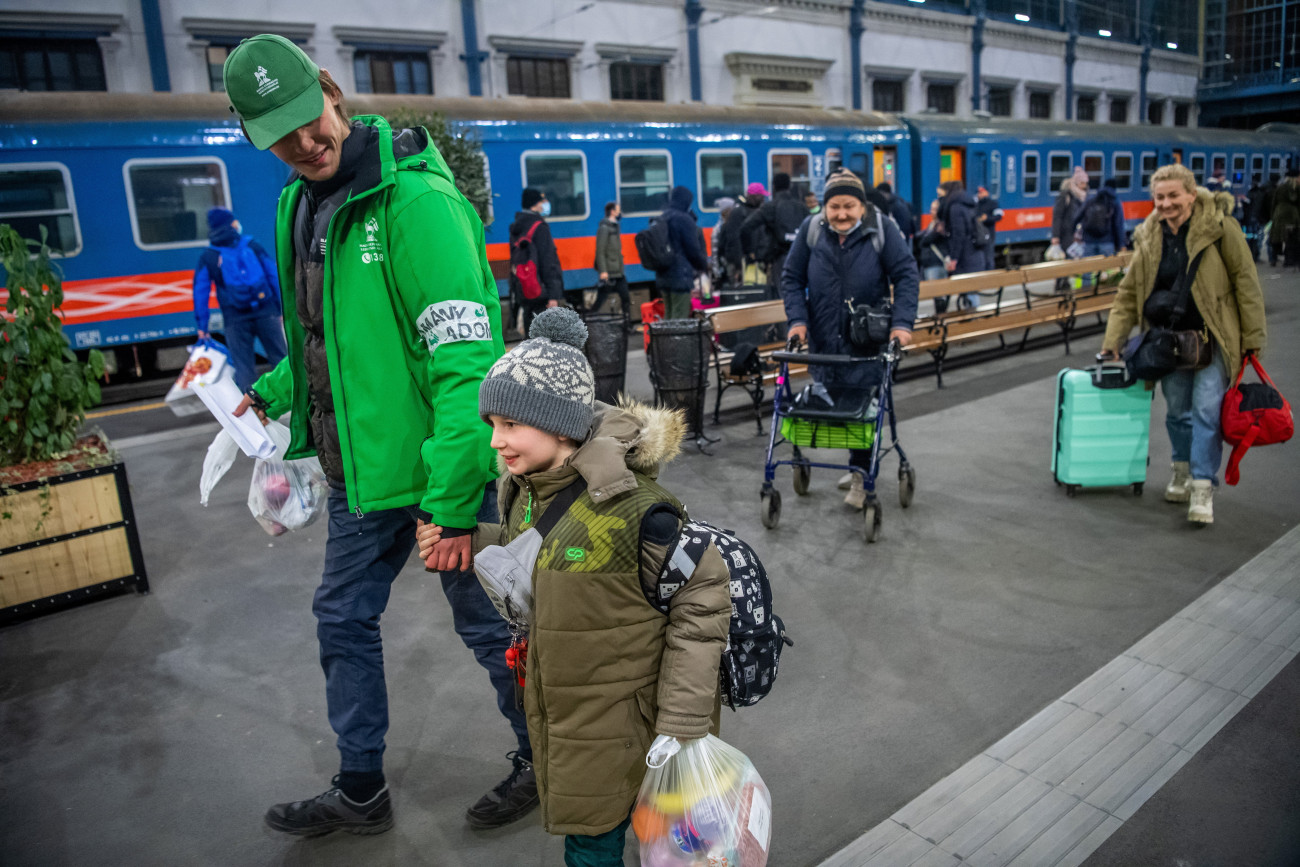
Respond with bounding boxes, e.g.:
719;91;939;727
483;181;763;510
510;188;564;334
222;34;537;837
1100;163;1266;525
592;201;630;323
781;170;919;509
192;207;287;392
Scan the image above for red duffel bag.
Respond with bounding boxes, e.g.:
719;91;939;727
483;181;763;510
1221;353;1293;485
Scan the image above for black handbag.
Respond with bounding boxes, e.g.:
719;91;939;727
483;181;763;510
846;301;893;354
1125;247;1212;381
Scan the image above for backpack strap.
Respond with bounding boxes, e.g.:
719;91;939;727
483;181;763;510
638;502;689;614
531;476;588;539
199;248;225;292
806;215;824;252
515;219;542;250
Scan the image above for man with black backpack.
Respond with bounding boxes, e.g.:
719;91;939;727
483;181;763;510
975;186;1003;270
652;185;709;319
509;188;563;335
192;207;287;392
743;172;809;294
1074;178;1127;286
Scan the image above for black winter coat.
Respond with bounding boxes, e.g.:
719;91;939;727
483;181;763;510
743;190;808;263
716;200;755;269
508;210;564;302
656;186;709;293
781;210;920;389
941;193;983;274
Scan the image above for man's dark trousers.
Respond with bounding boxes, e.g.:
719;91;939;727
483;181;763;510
223;310;287;394
316;482;528;774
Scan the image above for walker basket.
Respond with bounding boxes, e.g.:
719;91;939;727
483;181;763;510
779;416;875;450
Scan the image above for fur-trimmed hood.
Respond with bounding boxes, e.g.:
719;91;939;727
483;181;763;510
1132;188;1225;253
498;397;686;506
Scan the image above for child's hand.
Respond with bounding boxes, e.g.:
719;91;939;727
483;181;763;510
416;519;443;562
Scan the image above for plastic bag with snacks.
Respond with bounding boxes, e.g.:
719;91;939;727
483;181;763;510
1043;243;1067;262
248;421;329;536
632;734;772;867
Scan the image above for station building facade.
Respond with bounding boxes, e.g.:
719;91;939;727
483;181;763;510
1;0;1201;126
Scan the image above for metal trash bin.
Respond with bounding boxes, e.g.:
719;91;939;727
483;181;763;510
582;312;627;404
647;318;714;443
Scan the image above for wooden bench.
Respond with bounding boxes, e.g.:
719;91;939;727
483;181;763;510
705;300;805;433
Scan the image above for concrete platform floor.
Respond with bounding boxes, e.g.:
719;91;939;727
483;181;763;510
2;272;1297;866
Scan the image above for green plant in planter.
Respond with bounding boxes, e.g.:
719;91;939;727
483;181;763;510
385;108;493;228
0;223;105;467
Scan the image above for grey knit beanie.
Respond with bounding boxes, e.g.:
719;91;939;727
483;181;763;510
479;307;596;441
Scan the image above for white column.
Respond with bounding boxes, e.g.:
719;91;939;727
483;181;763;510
1013;80;1027;119
97;35;126;92
335;44;358;94
1163;97;1175;126
1097;92;1110;124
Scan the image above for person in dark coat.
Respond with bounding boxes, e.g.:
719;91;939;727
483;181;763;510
937;180;981;309
1072;178;1127;287
1269;169;1300;267
716;187;762;286
975;186;1003;270
876;182;916;241
657;185;709;319
592;201;631;322
782;170;919;509
509;187;563;335
916;198;950;311
1052;166;1090;252
743;171;808;292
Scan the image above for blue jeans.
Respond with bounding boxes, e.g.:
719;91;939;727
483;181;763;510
1160;348;1228;484
316;482;528;774
1081;240;1115;288
223;310;287;394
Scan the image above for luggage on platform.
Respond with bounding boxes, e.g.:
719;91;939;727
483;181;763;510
1053;367;1152;497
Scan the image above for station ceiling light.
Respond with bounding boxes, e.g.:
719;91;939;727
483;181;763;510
1167;42;1178;49
1015;13;1030;21
1098;29;1112;37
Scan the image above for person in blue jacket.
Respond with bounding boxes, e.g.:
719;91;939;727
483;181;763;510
656;185;709;319
781;170;919;509
192;207;288;392
937;180;983;310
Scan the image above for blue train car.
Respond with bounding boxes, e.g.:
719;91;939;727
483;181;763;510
902;115;1300;260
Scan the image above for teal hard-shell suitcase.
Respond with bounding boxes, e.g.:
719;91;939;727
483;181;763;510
1053;368;1153;496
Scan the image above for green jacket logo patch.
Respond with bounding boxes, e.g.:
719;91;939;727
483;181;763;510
564;547;586;562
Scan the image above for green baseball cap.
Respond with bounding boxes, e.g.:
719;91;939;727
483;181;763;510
223;34;324;150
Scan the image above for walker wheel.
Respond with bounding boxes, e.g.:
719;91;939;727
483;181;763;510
792;462;811;496
899;465;916;509
760;490;782;530
864;501;882;543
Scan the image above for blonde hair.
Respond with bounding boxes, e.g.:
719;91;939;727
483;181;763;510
319;69;350;123
1150;163;1197;195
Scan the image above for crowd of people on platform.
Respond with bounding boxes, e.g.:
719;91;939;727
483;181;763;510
188;32;1270;866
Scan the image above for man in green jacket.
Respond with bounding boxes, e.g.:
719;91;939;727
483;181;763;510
225;35;536;836
592;201;630;322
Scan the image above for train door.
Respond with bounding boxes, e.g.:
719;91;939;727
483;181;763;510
969;150;988;192
769;149;812;197
848;150;871;186
873;146;897;190
939;146;964;185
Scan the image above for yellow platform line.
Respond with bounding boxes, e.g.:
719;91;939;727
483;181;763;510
86;401;167;419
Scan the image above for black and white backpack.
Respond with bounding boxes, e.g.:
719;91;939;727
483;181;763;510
646;517;793;709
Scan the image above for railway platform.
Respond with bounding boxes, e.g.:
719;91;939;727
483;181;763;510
1;271;1297;867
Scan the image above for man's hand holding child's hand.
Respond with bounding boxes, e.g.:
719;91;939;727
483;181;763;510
416;521;473;573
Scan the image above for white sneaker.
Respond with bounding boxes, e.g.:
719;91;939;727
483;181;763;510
837;472;855;490
1165;461;1191;503
844;485;867;510
1188;480;1214;524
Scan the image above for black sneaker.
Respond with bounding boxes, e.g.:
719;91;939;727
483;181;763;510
264;776;394;837
465;751;539;829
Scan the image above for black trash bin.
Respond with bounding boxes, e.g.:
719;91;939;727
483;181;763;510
647;318;714;442
582;312;628;404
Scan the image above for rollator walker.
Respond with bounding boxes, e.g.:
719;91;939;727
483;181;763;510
760;340;914;542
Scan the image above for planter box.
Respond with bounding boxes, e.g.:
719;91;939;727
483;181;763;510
0;459;148;625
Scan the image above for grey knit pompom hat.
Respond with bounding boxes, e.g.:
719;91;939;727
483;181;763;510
479;307;596;441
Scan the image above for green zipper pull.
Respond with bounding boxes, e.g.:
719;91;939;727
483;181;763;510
524;490;533;527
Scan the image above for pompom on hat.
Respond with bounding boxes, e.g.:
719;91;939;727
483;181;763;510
479;307;596;442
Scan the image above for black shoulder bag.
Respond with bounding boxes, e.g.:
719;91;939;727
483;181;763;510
1124;245;1213;381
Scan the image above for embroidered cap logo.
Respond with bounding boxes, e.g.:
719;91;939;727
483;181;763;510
254;65;280;98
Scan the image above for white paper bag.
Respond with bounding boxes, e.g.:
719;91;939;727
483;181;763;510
192;375;276;459
166;340;231;417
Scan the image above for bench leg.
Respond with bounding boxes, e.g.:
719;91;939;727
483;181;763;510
712;367;725;425
930;347;948;389
750;378;765;435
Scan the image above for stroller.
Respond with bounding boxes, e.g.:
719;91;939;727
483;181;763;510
761;340;914;542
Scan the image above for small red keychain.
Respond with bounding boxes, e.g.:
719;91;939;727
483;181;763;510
505;634;528;708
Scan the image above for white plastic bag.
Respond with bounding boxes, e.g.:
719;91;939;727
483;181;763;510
199;429;239;506
1066;240;1086;260
632;734;771;867
1043;243;1067;262
247;421;329;536
166;339;231;417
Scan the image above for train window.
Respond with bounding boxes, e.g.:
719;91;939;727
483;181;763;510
615;150;672;216
521;151;588;220
1251;154;1265;184
124;158;230;250
0;162;81;257
1211;153;1227;184
697;151;746;212
769;150;812;198
1269;155;1282;183
1082;152;1103;189
1022;152;1040;196
1189;154;1206;185
1112;153;1133;191
1232;154;1246;187
989;150;1001;198
1140;152;1158;189
1048;152;1072;193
